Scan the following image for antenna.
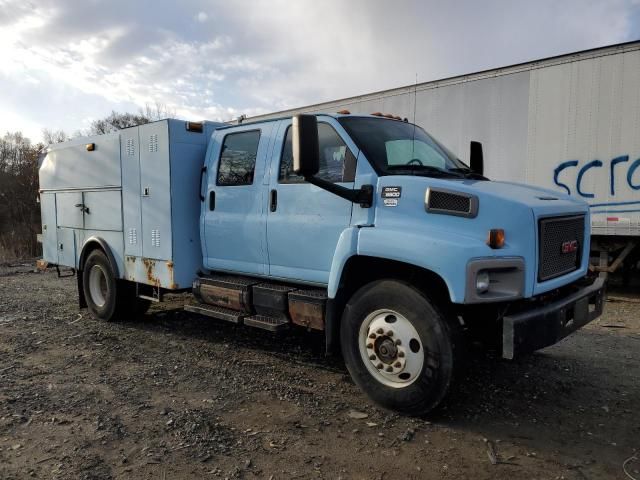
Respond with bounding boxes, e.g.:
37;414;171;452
411;73;418;160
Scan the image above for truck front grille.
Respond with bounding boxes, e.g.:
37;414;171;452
538;215;585;282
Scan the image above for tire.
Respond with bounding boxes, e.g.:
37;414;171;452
82;249;138;321
340;279;458;415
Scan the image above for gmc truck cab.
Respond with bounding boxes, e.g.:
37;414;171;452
39;113;605;415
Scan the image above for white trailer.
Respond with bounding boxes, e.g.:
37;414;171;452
249;41;640;279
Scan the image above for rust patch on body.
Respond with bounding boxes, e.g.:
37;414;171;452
289;301;325;330
167;261;178;289
198;284;246;310
288;290;327;331
142;258;160;287
140;258;178;289
125;256;137;281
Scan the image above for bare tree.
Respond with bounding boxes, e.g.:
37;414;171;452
89;111;152;135
140;101;176;121
0;133;41;260
88;103;176;136
42;128;69;145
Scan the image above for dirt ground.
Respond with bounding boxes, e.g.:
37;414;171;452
0;264;638;480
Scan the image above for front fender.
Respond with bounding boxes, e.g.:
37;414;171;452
328;227;360;298
351;226;494;303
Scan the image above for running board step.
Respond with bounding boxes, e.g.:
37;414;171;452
184;304;245;324
243;315;289;332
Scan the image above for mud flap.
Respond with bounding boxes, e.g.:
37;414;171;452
77;272;87;309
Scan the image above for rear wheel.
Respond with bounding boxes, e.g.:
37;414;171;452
341;279;457;415
82;249;146;321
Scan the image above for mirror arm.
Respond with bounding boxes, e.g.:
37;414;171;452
305;176;373;208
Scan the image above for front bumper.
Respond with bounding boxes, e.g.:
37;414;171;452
502;277;605;359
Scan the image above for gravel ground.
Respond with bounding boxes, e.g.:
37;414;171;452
0;263;638;479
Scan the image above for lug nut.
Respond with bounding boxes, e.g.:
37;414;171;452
398;351;405;358
387;331;393;337
385;366;393;372
395;339;402;346
376;363;383;369
366;343;373;349
394;362;401;368
369;354;376;361
369;333;376;339
376;328;384;334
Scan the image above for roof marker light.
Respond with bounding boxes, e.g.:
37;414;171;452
186;121;203;133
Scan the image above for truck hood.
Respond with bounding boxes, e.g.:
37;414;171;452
463;179;588;216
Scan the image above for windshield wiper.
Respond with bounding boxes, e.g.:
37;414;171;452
386;165;463;178
448;167;488;180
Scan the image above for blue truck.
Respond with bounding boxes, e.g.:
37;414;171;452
38;113;605;414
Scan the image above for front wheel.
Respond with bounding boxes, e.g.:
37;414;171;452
341;280;457;415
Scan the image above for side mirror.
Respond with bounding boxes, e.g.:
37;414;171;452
293;114;320;177
470;141;484;176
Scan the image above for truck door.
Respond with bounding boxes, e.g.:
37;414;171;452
201;123;274;275
266;119;356;284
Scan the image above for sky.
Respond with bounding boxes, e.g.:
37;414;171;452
1;0;639;143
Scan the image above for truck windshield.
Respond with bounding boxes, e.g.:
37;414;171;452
338;116;471;178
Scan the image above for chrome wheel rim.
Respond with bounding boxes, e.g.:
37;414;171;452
358;309;424;388
88;264;108;308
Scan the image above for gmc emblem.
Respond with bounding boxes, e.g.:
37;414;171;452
561;240;579;254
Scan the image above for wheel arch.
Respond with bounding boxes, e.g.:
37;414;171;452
78;237;120;278
325;255;453;355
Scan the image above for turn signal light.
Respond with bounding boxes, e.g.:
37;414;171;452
487;229;505;249
86;143;95;151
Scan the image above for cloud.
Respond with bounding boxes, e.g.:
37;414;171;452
0;0;639;141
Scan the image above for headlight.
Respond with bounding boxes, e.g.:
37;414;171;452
466;258;525;303
476;270;490;293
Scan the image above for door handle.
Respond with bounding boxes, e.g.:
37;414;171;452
199;166;207;201
270;189;277;212
74;203;90;214
209;191;215;211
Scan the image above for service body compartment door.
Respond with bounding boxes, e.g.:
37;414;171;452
57;228;76;267
55;192;80;267
83;190;123;231
55;191;83;228
40;193;58;264
121;128;143;256
139;122;172;260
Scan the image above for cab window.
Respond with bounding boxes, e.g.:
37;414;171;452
279;123;356;183
217;130;261;186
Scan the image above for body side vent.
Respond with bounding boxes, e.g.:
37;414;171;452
149;134;158;153
126;138;135;156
